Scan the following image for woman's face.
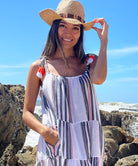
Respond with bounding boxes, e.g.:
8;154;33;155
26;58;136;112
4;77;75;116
58;20;81;50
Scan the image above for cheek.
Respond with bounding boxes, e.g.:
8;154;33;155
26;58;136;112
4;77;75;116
75;33;80;41
75;29;81;38
58;28;63;38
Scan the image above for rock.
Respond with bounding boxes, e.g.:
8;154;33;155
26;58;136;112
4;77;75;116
100;110;138;138
100;110;112;126
104;138;118;166
117;143;138;159
103;126;135;166
4;84;25;109
16;145;37;166
103;126;134;144
0;144;18;166
115;155;138;166
121;113;138;139
0;83;27;165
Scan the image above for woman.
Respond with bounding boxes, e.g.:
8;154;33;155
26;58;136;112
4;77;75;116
23;0;108;165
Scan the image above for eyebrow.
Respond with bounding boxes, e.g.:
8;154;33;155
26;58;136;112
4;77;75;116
60;21;81;27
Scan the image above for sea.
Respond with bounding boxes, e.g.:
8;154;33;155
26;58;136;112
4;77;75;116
24;101;138;147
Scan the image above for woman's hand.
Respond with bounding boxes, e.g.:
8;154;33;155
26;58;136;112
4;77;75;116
89;18;108;84
92;18;109;42
41;125;59;146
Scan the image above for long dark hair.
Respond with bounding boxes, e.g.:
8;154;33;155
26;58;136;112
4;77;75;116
41;19;86;63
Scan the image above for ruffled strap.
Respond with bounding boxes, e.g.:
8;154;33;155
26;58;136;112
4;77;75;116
36;55;96;78
36;57;46;79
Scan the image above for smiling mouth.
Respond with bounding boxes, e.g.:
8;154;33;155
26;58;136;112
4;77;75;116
62;38;72;42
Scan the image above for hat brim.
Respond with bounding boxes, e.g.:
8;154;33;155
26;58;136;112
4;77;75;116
39;9;95;31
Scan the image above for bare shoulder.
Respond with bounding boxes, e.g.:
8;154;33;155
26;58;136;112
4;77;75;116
25;60;41;95
26;60;42;84
24;60;41;113
29;59;46;84
30;60;41;71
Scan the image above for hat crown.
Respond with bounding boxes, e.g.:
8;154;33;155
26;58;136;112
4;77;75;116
39;0;95;31
56;0;85;20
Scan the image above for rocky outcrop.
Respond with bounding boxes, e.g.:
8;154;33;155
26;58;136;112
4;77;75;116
4;84;25;109
103;126;138;166
16;146;37;166
0;82;138;166
115;155;138;166
0;83;28;165
100;110;138;138
100;108;138;165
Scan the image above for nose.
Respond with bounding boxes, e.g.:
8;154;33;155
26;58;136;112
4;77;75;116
65;27;72;34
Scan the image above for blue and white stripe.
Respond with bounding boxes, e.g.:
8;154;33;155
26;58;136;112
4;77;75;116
35;63;104;166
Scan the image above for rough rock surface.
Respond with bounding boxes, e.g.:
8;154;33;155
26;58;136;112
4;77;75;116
100;110;138;138
115;155;138;166
16;146;37;166
0;83;138;166
103;126;138;166
0;83;28;165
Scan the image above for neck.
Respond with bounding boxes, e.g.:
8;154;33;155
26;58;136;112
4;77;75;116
55;47;75;59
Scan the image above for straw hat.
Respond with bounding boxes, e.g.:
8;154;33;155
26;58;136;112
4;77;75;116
39;0;95;31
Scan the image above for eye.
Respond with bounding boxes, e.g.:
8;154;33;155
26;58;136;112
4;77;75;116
59;23;66;28
73;26;80;31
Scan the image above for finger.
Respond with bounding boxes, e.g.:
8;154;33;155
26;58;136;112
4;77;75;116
92;27;98;31
92;27;102;33
94;18;107;27
93;18;104;23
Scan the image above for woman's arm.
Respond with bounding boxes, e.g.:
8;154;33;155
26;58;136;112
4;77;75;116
89;18;109;85
23;60;58;145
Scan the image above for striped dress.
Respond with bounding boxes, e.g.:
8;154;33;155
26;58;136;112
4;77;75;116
35;57;104;166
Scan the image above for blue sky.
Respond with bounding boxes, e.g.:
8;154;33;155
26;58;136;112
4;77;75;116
0;0;138;103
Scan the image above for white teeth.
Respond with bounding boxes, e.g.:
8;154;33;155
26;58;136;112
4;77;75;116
63;38;71;41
